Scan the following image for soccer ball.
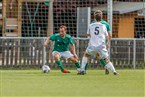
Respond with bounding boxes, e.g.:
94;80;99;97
42;65;50;73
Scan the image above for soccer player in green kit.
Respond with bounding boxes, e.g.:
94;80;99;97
85;10;112;75
44;25;80;73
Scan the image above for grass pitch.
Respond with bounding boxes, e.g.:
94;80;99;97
0;69;144;97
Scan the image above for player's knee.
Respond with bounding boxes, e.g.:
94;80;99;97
95;53;100;59
84;52;89;57
70;57;78;63
54;54;60;61
100;58;110;66
73;60;78;63
104;58;110;64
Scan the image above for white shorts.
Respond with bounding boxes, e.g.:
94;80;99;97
86;45;109;59
52;51;74;59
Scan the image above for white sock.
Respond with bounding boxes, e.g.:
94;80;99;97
105;62;116;73
81;57;88;71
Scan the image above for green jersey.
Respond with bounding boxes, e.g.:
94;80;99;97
91;20;111;32
50;33;74;52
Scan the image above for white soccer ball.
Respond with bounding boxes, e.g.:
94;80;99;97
42;65;50;73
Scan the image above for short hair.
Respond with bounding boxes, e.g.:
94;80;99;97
94;10;102;21
94;10;103;16
59;25;67;31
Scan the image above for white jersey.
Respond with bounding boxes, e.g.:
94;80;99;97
87;22;108;47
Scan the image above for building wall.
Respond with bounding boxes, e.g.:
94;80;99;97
6;0;18;18
112;14;120;38
118;15;135;38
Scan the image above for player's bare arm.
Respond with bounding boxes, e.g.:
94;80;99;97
70;44;78;59
44;37;50;46
106;35;110;49
108;31;112;41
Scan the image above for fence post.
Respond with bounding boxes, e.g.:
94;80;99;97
109;39;112;59
107;0;113;32
42;38;46;66
107;0;113;59
133;39;136;69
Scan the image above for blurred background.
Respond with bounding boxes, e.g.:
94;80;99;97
0;0;144;69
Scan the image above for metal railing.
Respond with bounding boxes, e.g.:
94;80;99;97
0;37;144;69
111;38;145;69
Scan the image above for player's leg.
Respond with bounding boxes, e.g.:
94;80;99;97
79;46;94;75
84;53;109;75
99;58;118;75
77;52;90;75
82;53;89;71
79;61;88;74
104;58;118;75
104;47;110;74
62;51;81;72
95;53;109;75
99;49;119;75
52;51;70;73
85;63;89;71
105;69;109;75
69;56;81;70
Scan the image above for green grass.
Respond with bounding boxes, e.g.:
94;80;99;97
0;69;144;97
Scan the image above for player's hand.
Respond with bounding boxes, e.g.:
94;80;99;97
73;54;78;59
33;39;36;43
43;42;48;46
106;44;110;49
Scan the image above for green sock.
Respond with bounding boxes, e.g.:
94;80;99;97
56;60;64;71
85;63;88;70
100;59;107;67
75;61;80;68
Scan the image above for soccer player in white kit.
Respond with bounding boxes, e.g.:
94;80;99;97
78;11;119;75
